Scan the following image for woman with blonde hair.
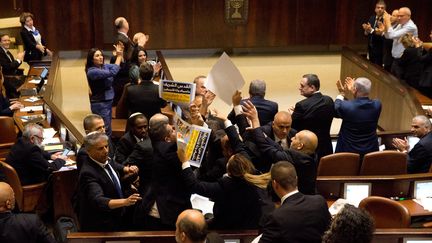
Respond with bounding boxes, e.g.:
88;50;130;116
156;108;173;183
397;33;422;88
178;151;273;229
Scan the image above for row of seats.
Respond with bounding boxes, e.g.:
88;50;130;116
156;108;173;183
359;196;432;228
318;151;411;176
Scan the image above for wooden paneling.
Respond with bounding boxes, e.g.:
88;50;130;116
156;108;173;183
19;0;432;51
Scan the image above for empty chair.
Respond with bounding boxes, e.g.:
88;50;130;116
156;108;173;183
0;160;46;212
359;196;410;228
359;151;407;175
317;152;360;176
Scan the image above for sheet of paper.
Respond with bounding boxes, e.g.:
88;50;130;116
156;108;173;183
20;105;43;112
28;79;47;84
206;52;245;105
43;128;57;139
23;96;40;102
190;194;214;215
42;137;61;145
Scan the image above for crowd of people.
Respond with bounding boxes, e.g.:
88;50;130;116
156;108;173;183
1;3;432;242
362;1;432;97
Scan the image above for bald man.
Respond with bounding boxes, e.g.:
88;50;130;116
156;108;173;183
260;111;297;150
242;100;318;194
175;209;223;243
383;7;418;78
0;182;55;243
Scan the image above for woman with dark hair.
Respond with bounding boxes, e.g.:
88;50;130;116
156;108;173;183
178;151;273;229
322;204;375;243
0;66;23;116
85;44;123;137
129;46;148;84
19;12;52;62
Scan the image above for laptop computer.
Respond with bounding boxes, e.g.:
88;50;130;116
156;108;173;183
20;67;49;96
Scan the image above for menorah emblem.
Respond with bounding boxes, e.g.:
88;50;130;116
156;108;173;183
230;0;243;18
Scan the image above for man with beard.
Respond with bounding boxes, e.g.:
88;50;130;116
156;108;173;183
5;123;66;185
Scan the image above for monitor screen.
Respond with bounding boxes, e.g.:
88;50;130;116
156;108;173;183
413;180;432;199
344;183;371;207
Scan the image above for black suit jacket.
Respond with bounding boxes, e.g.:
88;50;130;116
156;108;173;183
77;157;125;232
0;212;56;243
228;96;278;126
5;138;65;185
252;127;317;195
366;15;385;65
144;141;192;226
419;48;432;88
259;192;330;243
291;92;334;159
260;122;297;149
115;132;154;192
20;27;47;62
182;166;273;229
0;94;13;116
397;46;422;87
0;48;21;75
408;132;432;173
125;82;167;120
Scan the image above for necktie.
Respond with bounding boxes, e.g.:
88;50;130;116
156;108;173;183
104;163;123;198
6;50;13;62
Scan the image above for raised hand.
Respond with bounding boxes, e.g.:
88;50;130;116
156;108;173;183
232;90;242;106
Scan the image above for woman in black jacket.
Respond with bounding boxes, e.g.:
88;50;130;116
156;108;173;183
179;152;273;229
19;12;52;62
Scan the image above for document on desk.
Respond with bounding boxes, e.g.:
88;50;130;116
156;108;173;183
206;52;245;105
20;105;43;112
43;128;57;138
23;96;40;102
28;79;47;84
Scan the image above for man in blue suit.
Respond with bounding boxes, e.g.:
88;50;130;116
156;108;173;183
335;77;381;157
228;79;278;126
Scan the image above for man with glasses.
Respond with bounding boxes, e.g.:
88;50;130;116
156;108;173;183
5;123;66;185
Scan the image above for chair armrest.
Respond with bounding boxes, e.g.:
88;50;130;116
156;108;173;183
0;143;15;149
22;182;47;191
423;221;432;228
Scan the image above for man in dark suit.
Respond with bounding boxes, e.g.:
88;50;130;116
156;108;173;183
260;111;297;150
112;17;133;105
124;63;167;119
6;123;66;185
392;115;432;173
258;161;330;243
335;77;381;158
76;132;140;232
0;182;56;243
362;1;386;66
243;100;318;195
0;67;23;116
76;114;115;171
0;34;25;98
175;209;224;243
228;79;278;126
134;114;192;230
289;74;334;160
115;112;154;193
